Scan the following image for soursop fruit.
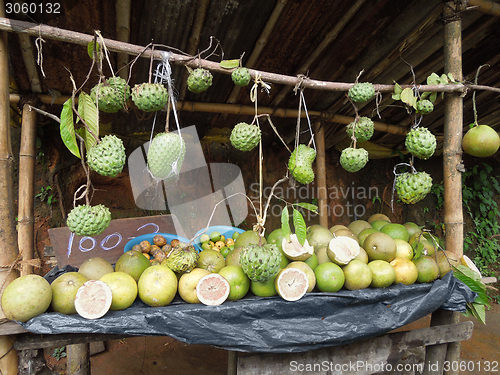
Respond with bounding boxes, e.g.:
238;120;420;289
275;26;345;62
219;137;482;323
240;244;282;282
405;127;436;160
348;82;375;103
288;144;316;184
131;83;169;112
147;132;186;180
66;204;111;237
230;122;261;151
90;76;131;113
340;147;369;172
416;100;434;115
346;117;374;143
395;171;432;204
187;68;213;93
163;243;199;274
231;67;251;87
86;135;126;177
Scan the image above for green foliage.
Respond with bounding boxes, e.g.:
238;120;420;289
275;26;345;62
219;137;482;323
280;203;318;245
35;186;56;206
453;265;490;324
52;346;67;361
219;59;240;69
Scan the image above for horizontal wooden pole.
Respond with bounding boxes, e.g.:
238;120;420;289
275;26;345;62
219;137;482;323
2;17;499;94
14;332;133;350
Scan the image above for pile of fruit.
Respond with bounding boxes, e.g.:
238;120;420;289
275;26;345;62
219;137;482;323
2;218;480;323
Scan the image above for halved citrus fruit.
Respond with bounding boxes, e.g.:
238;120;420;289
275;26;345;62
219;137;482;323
281;234;314;261
327;236;360;265
461;254;482;277
74;280;113;319
196;273;230;306
275;267;308;302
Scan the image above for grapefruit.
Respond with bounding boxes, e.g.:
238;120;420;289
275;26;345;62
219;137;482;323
363;232;397;262
380;223;410;242
1;275;52;322
197;249;226;273
178;267;211;303
316;247;331;264
327;236;360;265
234;230;266;248
74;280;113;319
342;259;372;290
286;261;316;292
368;260;396;288
51;272;89;315
99;272;138;311
218;265;250;301
371;219;391;231
267;228;285;251
281;234;314;261
367;213;391;223
462;124;500;157
306;225;333;252
332;229;359;244
354;246;369;264
408;233;435;256
225;247;244;267
250;275;278;297
329;224;349;233
394;239;414;260
138;265;178;307
461;255;482;277
412;255;439;283
304;253;319;270
436;250;461;278
78;257;114;280
196;273;230;305
115;250;151;282
390;258;419;285
347;220;372;236
357;227;379;247
275;268;309;302
403;222;422;238
314;262;345;292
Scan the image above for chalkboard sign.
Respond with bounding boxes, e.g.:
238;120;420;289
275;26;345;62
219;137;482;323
48;215;180;267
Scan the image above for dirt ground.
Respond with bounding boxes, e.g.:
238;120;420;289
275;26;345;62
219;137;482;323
41;303;499;375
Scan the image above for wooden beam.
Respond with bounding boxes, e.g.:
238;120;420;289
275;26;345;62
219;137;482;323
115;0;132;80
14;333;132;350
66;343;90;375
468;0;500;17
314;122;328;227
237;321;474;375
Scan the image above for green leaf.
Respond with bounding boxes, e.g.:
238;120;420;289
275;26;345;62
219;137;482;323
219;59;240;69
400;88;416;107
60;99;80;159
429;92;437;102
420;91;430;100
427;73;441;85
292;208;307;246
87;41;101;60
440;73;449;84
467;303;486;325
77;92;99;150
447;72;456;82
393;82;403;95
294;202;318;213
392;93;401;101
453;265;489;307
281;206;291;241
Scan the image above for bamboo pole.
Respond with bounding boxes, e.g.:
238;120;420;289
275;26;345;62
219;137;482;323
314;122;328;228
424;2;464;375
66;343;90;375
18;104;37;276
2;17;497;95
116;0;132;80
0;1;20;320
468;0;500;16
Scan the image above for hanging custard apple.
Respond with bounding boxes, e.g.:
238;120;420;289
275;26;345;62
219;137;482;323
86;135;126;177
147;132;186;180
395;171;432;204
90;76;131;113
187;68;213;93
230;122;261;151
405;127;436;160
240;243;282;282
346;117;374;143
288;144;316;184
66;204;112;237
348;82;375;103
416;100;434;115
131;83;169;112
163;243;199;274
340;147;369;173
231;67;251;87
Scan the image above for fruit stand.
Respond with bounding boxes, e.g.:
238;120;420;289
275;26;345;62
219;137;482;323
0;1;498;374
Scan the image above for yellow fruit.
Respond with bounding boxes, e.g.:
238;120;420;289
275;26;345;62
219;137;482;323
367;213;391;223
78;257;114;280
368;260;396;288
347;220;372;237
51;272;89;315
286;261;316;292
100;272;138;311
394;239;414;260
363;232;397;262
214;241;225;249
178;268;211;303
462;124;500;157
436;250;461;278
275;268;308;302
342;259;372;290
390;258;418;285
138;265;178;307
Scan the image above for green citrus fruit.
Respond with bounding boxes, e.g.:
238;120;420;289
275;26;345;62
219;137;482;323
234;230;266;248
314;262;344;292
342;259;372;290
51;272;89;315
347;220;372;236
115;250;151;282
286;261;316;292
78;257;114;280
218;265;250;301
367;213;391;223
138;265;178;307
357;227;379;247
412;255;439;283
100;271;138;311
304;253;319;270
363;232;397;262
380;223;410;242
370;219;391;231
250;275;278;297
368;260;396;288
462;124;500;157
197;249;226;273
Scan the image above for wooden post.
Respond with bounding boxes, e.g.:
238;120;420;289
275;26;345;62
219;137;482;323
314;122;328;227
18;104;37;276
66;343;90;375
424;2;464;375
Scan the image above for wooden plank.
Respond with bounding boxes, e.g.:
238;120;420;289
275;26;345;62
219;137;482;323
0;321;29;335
237;321;473;375
48;214;180;267
14;333;133;350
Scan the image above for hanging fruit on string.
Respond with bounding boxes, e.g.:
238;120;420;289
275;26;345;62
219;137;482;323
187;67;213;93
91;76;131;113
288;144;316;184
405;127;436;160
147;132;186;181
86;134;126;177
131;83;169;112
340;147;369;173
346;116;374;143
66;204;112;237
231;67;251;87
395;171;432;204
462;124;500;157
348;82;375;103
230;122;261;151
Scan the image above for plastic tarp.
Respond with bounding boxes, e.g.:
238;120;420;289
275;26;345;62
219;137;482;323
20;270;476;353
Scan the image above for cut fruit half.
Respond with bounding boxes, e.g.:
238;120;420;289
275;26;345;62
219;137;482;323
461;255;482;277
281;234;314;261
74;280;113;319
275;267;309;302
327;236;360;265
196;273;230;306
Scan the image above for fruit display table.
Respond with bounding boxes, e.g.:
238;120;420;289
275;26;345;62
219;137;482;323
19;272;474;354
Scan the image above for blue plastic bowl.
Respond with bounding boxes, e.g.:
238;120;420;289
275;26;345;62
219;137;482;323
124;233;192;252
194;225;245;249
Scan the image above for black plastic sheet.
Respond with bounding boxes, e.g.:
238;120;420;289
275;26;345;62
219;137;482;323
22;272;475;353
